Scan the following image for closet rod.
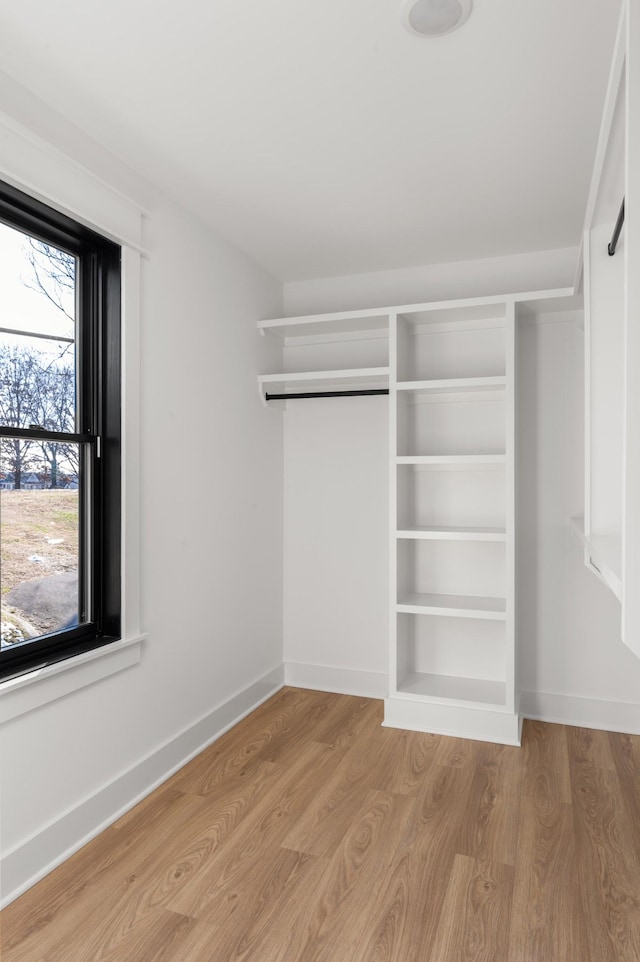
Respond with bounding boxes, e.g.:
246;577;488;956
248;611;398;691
265;389;389;401
608;198;625;255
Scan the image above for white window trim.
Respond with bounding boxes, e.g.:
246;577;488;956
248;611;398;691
0;637;144;724
0;108;145;721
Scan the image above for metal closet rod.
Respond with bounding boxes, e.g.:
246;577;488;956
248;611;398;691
608;198;625;256
265;388;389;401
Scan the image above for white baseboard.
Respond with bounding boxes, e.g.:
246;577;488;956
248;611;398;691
0;663;285;909
283;664;640;737
284;661;388;699
519;689;640;735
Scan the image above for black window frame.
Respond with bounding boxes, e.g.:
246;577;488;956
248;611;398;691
0;180;121;681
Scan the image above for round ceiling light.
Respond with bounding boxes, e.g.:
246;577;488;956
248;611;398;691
402;0;473;37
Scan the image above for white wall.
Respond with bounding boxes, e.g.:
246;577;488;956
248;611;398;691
282;254;640;730
284;246;579;315
283;395;389;697
0;90;285;903
139;200;283;714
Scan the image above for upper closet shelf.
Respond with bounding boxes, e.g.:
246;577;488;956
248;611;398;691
258;288;575;340
258;309;390;340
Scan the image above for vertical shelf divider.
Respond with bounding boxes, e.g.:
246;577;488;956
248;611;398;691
388;312;398;695
505;302;517;718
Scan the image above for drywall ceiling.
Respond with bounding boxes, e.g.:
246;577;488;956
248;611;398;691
0;0;622;281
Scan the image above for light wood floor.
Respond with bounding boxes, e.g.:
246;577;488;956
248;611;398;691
2;687;640;961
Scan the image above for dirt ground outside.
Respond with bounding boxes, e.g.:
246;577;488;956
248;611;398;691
1;489;79;638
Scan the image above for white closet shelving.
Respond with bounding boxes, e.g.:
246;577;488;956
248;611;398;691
387;296;519;744
257;308;391;403
258;287;578;745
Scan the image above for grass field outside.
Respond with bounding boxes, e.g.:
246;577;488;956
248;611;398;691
1;489;79;642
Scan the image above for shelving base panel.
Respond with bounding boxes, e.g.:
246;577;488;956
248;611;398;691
383;695;521;746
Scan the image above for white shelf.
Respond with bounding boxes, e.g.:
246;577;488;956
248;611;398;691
396;526;506;541
396;454;506;467
396;592;507;621
396;671;506;708
258;310;390;339
258;367;389;396
396;376;506;396
258;290;574;340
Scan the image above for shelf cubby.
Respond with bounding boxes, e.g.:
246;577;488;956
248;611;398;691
397;538;506;608
395;613;507;708
396;305;506;382
396;390;506;458
396;463;506;530
397;672;507;708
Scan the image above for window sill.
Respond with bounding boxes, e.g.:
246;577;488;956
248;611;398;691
0;635;144;725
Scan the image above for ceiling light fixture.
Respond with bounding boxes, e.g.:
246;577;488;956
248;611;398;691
402;0;473;38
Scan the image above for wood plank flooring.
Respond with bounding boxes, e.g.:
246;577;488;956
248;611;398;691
2;687;640;961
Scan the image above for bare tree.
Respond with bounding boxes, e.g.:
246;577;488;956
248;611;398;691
0;240;78;487
0;345;39;487
0;346;77;488
23;240;79;483
31;361;77;486
23;239;76;327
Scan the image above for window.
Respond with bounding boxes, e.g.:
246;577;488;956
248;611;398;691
0;179;121;681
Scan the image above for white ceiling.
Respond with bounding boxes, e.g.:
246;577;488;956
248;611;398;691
0;1;622;281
